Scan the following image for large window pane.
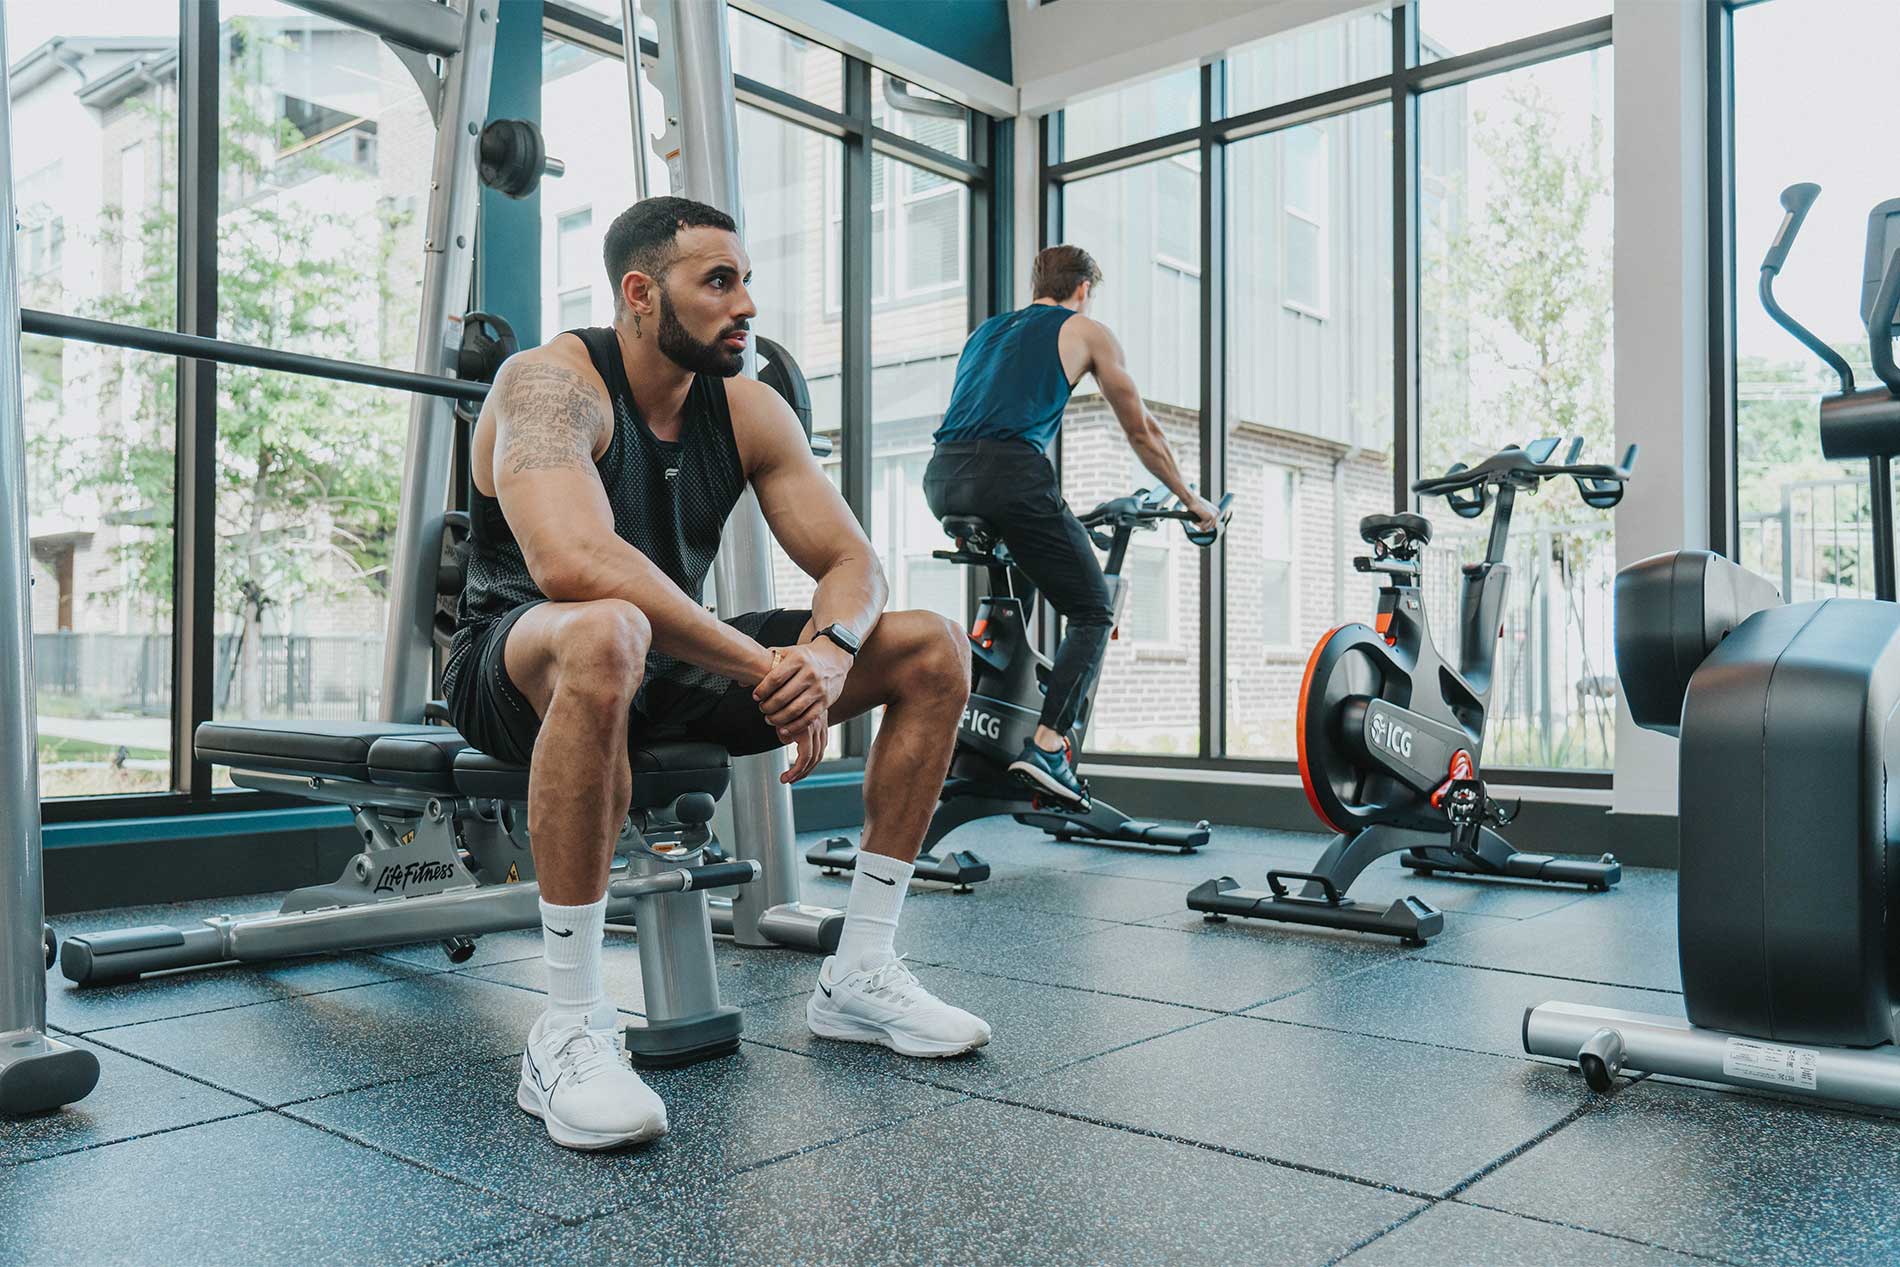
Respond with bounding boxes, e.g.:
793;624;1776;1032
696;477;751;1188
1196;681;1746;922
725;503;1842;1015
1225;110;1393;759
1062;161;1200;412
1420;0;1608;62
739;106;843;618
7;4;180;326
540;36;650;333
1059;159;1202;756
1419;49;1615;770
209;368;406;754
28;346;176;798
731;7;843;111
1733;0;1900;603
1060;66;1198;161
1226;9;1391;117
871;158;970;629
217;6;431;368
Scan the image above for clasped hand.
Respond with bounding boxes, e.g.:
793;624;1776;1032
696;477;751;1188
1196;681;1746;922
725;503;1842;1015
752;640;851;783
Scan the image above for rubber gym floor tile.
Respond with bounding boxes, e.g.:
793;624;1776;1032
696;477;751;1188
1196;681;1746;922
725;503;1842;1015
972;868;1207;924
870;892;1122;965
93;971;550;1105
45;950;430;1034
738;963;1204;1093
1463;1078;1900;1266
1002;1014;1593;1195
1246;958;1684;1059
1418;880;1681;991
1341;1201;1714;1266
0;1036;257;1165
376;927;546;972
287;1044;959;1221
438;1098;1424;1267
949;916;1402;1012
0;1111;546;1266
1071;841;1284;883
467;936;829;1014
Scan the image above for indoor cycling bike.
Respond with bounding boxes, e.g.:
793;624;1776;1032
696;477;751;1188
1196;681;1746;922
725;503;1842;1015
1189;438;1635;943
807;486;1232;890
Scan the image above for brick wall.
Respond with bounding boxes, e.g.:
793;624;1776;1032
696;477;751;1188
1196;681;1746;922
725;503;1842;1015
1051;393;1393;758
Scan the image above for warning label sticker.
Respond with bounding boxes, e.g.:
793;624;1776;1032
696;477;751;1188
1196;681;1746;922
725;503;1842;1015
1723;1037;1820;1091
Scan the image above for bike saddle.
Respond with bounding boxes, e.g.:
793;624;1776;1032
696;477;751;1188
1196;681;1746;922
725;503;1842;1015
1359;512;1432;548
941;515;996;544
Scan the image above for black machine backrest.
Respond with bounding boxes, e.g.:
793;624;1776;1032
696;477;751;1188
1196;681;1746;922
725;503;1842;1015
433;510;471;655
1615;550;1784;737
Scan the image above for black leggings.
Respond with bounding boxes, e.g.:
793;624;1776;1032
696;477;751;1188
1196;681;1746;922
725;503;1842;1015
924;440;1112;736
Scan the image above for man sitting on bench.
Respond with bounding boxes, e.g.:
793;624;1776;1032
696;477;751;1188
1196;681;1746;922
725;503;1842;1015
443;196;987;1152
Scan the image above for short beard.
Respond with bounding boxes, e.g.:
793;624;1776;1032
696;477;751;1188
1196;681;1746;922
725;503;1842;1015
656;285;745;376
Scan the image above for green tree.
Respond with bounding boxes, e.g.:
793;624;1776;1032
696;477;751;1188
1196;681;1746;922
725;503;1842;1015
1423;78;1614;527
1418;78;1615;766
63;18;410;715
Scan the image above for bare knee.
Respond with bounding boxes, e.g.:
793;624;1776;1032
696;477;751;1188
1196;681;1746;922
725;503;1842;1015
553;600;650;712
898;612;970;709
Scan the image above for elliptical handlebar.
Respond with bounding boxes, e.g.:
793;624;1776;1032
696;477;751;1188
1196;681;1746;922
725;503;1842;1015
1411;439;1638;519
1761;182;1857;396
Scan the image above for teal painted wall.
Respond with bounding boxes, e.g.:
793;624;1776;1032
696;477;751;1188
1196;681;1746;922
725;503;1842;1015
822;0;1011;82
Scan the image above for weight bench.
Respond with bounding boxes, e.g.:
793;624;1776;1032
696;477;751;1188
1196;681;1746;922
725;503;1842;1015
59;719;760;1068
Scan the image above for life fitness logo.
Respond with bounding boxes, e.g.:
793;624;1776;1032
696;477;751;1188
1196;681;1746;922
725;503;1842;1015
1368;709;1414;760
961;705;1004;741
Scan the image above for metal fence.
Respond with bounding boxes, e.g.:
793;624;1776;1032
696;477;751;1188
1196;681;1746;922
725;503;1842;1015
1739;477;1875;602
35;631;384;721
1420;520;1619;770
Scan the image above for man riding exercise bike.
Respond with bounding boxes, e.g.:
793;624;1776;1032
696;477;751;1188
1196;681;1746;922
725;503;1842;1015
925;244;1222;806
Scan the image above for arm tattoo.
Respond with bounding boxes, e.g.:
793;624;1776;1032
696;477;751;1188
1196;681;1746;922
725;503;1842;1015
499;364;605;475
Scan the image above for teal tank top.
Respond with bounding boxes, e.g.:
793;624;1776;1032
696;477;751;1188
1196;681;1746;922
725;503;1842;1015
933;303;1078;453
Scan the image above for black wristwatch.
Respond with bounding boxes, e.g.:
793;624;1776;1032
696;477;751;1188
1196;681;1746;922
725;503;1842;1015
815;623;861;658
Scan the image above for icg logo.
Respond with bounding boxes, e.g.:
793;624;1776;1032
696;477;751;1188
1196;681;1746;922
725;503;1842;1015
962;705;1003;740
1369;711;1414;760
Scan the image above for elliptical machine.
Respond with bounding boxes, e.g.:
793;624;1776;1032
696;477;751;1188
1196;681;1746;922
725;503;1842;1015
807;487;1232;889
1190;439;1635;943
1526;185;1900;1108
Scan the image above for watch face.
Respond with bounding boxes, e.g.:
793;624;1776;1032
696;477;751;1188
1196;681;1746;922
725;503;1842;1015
825;624;860;654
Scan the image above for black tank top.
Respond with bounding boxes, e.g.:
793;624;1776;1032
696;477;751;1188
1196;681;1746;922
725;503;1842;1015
451;326;747;673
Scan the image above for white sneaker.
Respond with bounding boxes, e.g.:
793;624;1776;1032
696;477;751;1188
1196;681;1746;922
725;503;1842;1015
516;1013;668;1150
806;955;992;1058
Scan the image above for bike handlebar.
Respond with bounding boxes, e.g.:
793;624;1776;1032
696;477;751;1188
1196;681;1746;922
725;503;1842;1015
1076;489;1235;546
1410;438;1637;518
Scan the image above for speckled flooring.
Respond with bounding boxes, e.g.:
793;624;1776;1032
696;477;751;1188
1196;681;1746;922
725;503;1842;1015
7;820;1899;1266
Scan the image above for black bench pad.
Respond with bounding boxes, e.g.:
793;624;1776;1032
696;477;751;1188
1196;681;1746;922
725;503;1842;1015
195;720;446;783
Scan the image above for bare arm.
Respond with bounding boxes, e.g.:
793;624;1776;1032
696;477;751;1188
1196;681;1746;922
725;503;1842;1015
739;377;888;645
490;355;773;685
1082;321;1200;505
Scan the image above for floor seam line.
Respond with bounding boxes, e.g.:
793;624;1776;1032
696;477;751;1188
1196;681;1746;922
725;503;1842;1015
964;1087;1436;1201
1448;1197;1754;1266
0;1107;269;1168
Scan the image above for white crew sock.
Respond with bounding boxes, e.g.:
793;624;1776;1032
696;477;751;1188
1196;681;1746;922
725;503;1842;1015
833;851;914;974
539;895;608;1031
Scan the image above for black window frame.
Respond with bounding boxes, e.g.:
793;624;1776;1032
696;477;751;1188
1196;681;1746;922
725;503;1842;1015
1040;2;1616;789
39;0;1004;822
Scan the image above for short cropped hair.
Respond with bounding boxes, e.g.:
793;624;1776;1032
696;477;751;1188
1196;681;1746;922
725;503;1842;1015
602;196;738;308
1031;244;1103;301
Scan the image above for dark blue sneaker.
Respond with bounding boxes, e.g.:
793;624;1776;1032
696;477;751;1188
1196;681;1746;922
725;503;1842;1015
1009;739;1087;807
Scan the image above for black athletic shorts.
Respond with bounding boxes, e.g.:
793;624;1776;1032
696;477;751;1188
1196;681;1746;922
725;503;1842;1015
442;601;814;767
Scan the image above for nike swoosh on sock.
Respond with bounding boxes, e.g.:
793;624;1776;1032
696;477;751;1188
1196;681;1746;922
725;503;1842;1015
865;872;896;886
544;925;575;937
